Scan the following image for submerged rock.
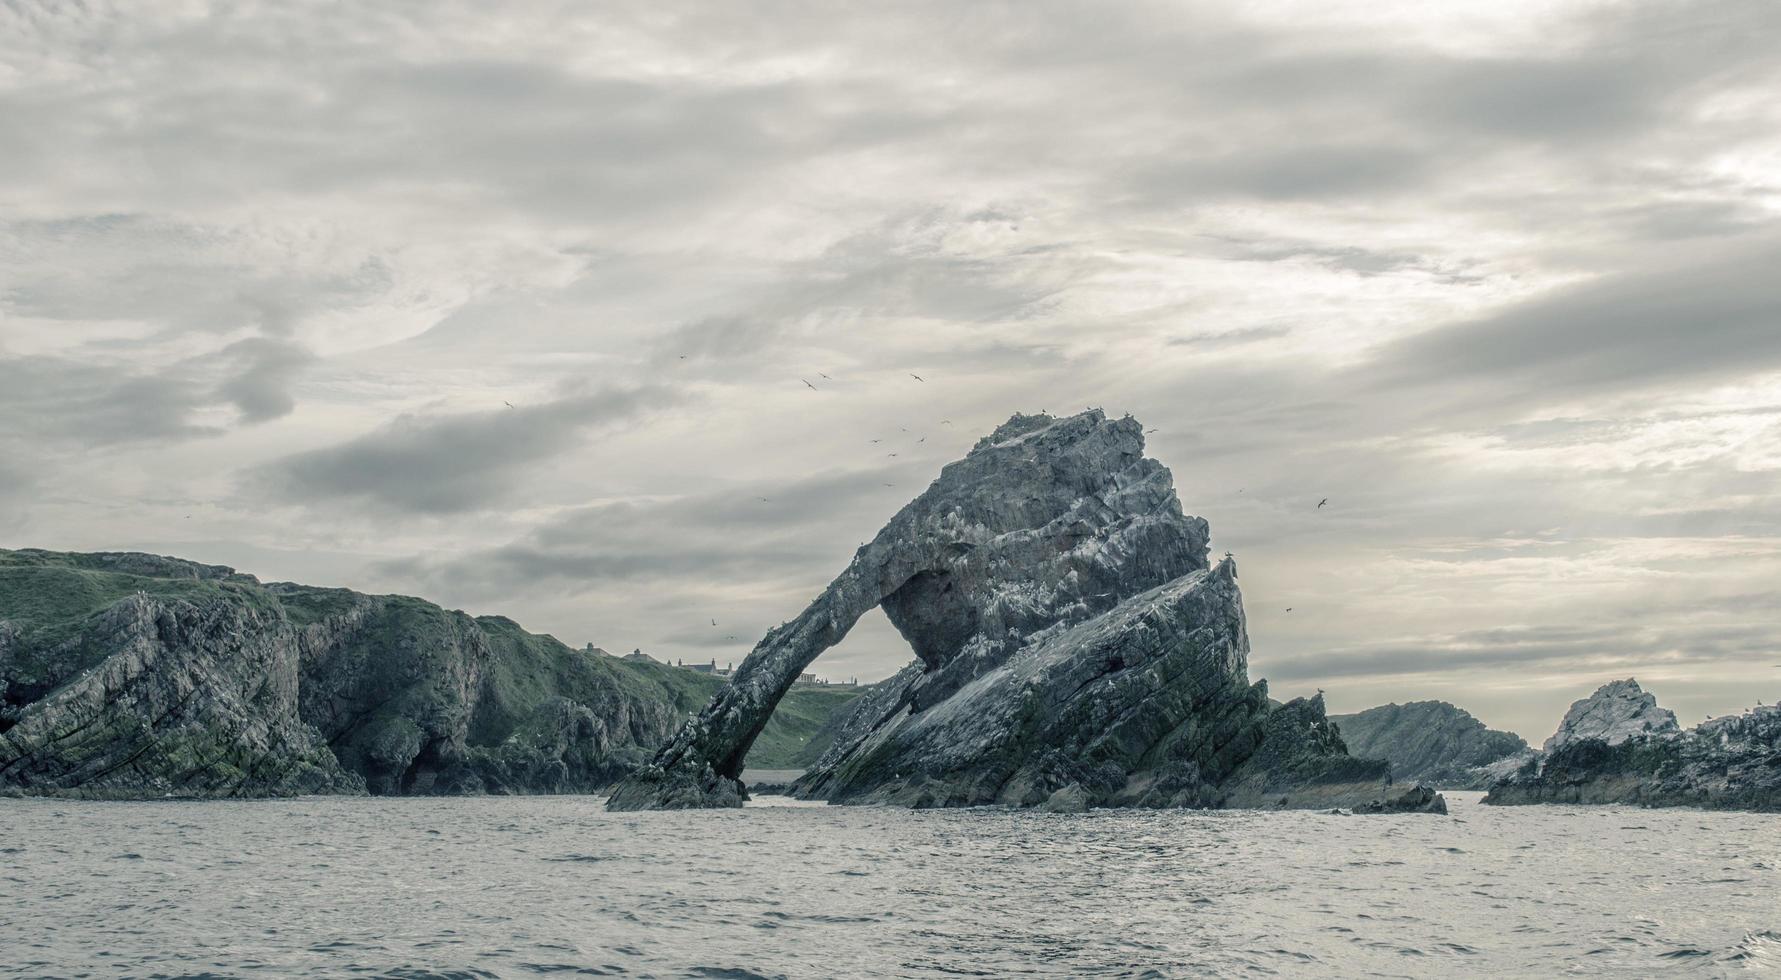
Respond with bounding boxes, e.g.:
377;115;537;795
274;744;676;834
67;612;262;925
608;410;1443;815
1355;784;1449;815
1485;683;1780;812
1331;701;1530;789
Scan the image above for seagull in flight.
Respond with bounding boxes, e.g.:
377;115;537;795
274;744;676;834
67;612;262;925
941;419;952;425
871;438;882;443
918;436;926;443
504;401;514;408
1146;428;1158;434
1317;498;1328;509
888;452;898;457
1285;607;1293;612
819;372;832;380
802;379;817;390
910;373;925;382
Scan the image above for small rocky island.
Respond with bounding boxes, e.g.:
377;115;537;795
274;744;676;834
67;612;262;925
1485;679;1781;811
1330;701;1532;790
609;410;1444;815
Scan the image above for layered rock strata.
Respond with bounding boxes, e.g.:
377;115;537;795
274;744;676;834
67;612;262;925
608;411;1443;814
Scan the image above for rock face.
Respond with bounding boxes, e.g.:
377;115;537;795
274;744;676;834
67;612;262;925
1331;701;1530;789
608;410;1442;815
1542;679;1679;753
1485;685;1781;812
0;549;859;798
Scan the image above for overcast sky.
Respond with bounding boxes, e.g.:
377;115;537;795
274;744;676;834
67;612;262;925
4;0;1779;739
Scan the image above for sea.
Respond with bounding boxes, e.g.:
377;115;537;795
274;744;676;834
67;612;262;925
2;791;1777;978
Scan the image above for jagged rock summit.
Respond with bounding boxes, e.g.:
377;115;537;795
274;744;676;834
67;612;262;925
607;410;1442;814
1330;701;1531;789
1486;680;1781;811
1543;678;1679;753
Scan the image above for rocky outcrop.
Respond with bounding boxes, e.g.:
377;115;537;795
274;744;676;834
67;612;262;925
1485;682;1781;811
0;549;859;798
0;594;358;798
1541;678;1679;752
1331;701;1530;789
608;410;1443;815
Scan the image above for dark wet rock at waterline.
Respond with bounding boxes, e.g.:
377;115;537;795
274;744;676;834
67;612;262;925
1485;681;1781;812
608;410;1444;815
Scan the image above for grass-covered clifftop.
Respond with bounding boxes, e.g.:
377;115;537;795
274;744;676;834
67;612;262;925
0;548;863;797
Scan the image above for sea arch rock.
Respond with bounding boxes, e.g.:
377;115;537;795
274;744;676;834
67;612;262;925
605;410;1210;809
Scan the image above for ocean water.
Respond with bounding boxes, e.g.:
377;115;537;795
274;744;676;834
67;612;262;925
2;791;1777;978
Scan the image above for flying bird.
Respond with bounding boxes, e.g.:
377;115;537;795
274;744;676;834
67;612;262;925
888;453;898;457
759;497;769;502
504;401;514;408
910;373;925;382
1285;607;1293;612
871;438;882;443
941;419;952;425
918;436;926;443
1146;428;1157;434
819;372;832;380
1317;498;1328;509
802;379;817;390
711;619;717;626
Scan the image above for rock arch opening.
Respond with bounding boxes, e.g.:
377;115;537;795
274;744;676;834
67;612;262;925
606;409;1209;810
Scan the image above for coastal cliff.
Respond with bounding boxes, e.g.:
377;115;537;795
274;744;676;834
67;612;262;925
0;549;859;798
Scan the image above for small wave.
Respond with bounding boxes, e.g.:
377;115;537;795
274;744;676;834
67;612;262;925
517;963;619;976
1722;930;1781;965
378;969;501;980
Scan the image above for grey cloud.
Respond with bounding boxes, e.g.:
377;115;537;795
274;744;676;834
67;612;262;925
649;316;785;367
2;214;392;337
1136;143;1433;203
255;386;677;514
379;466;917;619
215;338;315;423
1167;326;1292;350
0;355;218;446
1262;620;1779;684
1366;235;1781;402
0;337;319;446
